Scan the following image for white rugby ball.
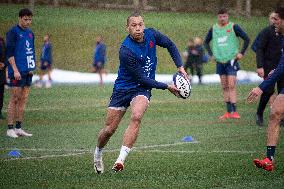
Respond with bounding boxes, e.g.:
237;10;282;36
173;72;191;99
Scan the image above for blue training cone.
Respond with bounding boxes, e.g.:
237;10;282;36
8;150;21;158
182;136;194;142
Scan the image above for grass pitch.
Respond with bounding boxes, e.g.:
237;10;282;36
0;84;284;188
0;4;266;74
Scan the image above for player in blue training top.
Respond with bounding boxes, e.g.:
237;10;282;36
5;8;36;138
36;34;53;88
93;12;188;174
91;35;106;86
247;7;284;172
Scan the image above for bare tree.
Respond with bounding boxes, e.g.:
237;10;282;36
54;0;59;7
245;0;251;18
29;0;34;11
236;0;243;14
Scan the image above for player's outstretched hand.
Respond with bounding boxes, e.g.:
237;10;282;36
167;84;180;97
247;87;263;103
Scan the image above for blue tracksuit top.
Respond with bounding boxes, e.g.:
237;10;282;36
40;42;52;64
114;28;183;91
6;25;36;76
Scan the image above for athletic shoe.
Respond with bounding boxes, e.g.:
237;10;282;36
94;157;104;174
34;81;43;88
219;112;231;119
253;157;274;171
15;128;32;137
230;112;241;119
45;81;52;88
256;114;264;127
112;161;124;172
6;129;18;138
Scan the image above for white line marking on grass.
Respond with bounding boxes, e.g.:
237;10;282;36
143;150;257;154
3;152;88;161
10;141;260;162
0;148;91;152
132;141;198;150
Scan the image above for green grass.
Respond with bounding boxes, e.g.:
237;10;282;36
0;4;267;74
0;84;284;188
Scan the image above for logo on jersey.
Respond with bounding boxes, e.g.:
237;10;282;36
29;33;33;39
226;29;231;33
26;40;33;55
217;36;228;46
149;41;154;48
143;56;153;77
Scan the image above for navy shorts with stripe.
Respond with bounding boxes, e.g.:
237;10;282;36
108;88;152;110
8;72;33;87
216;60;240;76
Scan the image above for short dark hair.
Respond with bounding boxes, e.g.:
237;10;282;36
19;8;33;17
275;7;284;19
127;12;143;26
218;8;228;15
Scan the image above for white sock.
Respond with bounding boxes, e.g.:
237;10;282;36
94;146;103;159
116;145;131;163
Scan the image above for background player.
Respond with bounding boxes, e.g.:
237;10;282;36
91;35;106;86
6;8;35;138
204;8;250;119
36;34;53;88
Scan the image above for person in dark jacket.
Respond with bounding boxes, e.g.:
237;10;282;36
0;37;6;119
247;7;284;172
184;37;205;84
254;11;284;126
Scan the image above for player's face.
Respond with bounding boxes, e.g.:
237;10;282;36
127;16;145;42
276;17;284;34
269;13;280;26
217;13;229;26
44;35;49;42
19;15;32;29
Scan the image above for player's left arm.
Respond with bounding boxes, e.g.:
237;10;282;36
233;24;250;60
150;28;188;79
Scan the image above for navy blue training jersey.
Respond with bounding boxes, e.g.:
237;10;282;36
6;25;36;76
40;42;52;64
93;42;106;65
114;28;183;91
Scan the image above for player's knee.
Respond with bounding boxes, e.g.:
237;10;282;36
10;95;20;104
269;108;282;121
131;113;143;124
228;83;235;90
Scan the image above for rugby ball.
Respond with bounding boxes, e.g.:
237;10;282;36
173;72;191;99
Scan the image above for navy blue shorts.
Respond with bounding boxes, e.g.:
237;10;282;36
216;60;240;76
40;61;52;71
108;89;152;111
93;62;104;71
280;88;284;94
8;72;33;87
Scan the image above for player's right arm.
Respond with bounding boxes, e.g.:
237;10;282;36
204;28;213;58
6;28;21;80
